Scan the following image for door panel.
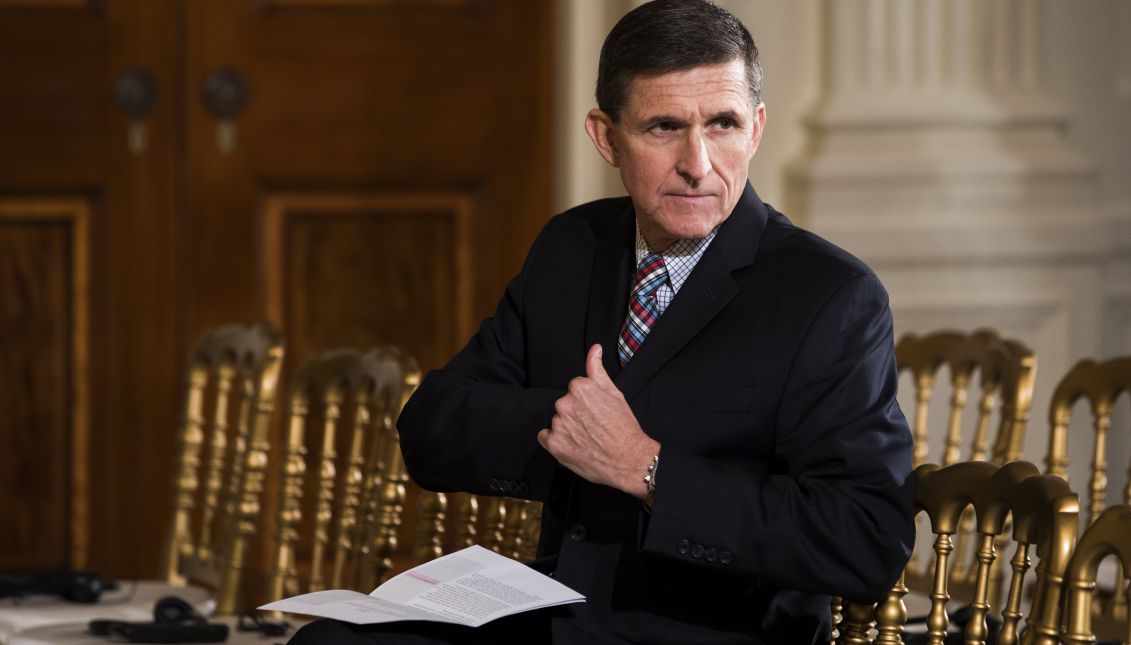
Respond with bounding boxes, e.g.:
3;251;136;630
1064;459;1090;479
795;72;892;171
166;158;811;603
0;200;90;569
261;192;475;371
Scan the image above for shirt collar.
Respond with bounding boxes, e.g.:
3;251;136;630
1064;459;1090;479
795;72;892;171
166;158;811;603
634;221;719;295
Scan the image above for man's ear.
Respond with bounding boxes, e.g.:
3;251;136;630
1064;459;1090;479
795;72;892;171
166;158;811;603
585;108;619;167
749;102;767;155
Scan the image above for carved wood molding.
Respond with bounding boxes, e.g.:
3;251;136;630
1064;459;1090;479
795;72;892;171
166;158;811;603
0;197;91;568
260;190;475;352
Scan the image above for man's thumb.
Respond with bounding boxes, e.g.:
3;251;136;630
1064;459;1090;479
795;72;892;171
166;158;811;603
586;344;611;383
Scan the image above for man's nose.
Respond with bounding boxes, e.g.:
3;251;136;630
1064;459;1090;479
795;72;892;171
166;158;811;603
676;129;712;183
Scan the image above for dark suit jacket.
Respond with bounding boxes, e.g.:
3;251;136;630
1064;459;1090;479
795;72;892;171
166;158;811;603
398;184;915;645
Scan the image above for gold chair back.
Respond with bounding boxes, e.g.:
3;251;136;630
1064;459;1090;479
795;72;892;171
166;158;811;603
411;493;540;564
896;329;1036;468
478;498;542;562
336;370;542;577
1003;472;1080;644
366;349;421;589
1044;356;1131;639
895;329;1036;606
412;490;478;563
159;322;285;615
1045;356;1131;526
837;461;1079;645
268;346;418;601
1062;504;1131;644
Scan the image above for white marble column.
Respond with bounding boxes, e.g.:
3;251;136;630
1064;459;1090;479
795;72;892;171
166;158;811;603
786;0;1111;482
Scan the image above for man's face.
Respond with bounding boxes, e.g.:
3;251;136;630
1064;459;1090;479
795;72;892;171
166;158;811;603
586;59;766;251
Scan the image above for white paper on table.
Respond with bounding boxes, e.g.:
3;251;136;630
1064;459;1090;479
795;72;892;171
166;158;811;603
259;545;584;627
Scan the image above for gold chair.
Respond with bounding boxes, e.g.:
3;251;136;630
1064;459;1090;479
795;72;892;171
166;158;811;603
1044;356;1131;640
480;498;542;562
0;324;285;645
1045;356;1131;526
896;329;1036;468
836;461;1079;645
365;368;534;578
893;330;1037;621
334;355;533;579
268;346;419;603
1001;473;1080;644
412;490;478;563
1062;504;1131;644
411;482;542;564
160;323;286;615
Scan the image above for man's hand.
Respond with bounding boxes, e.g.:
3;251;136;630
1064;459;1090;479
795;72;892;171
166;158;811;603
537;344;660;499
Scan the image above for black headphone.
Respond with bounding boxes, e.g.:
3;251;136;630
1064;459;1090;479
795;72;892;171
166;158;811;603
0;570;118;603
237;612;292;637
88;596;228;643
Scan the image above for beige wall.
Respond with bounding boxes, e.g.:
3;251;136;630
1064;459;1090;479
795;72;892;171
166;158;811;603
553;0;1131;229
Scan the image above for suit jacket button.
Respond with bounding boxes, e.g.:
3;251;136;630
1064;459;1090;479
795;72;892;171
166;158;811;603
517;481;529;495
677;539;690;555
568;523;587;542
691;543;705;559
705;548;717;563
489;478;500;492
719;550;733;565
501;479;514;494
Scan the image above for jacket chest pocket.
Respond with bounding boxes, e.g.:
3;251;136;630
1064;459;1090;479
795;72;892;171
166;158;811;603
643;384;756;413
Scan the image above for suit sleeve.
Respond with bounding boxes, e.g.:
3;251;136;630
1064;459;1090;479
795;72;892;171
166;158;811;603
639;271;916;600
396;227;563;501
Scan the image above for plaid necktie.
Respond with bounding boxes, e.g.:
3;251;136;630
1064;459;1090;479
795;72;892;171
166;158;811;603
618;252;668;367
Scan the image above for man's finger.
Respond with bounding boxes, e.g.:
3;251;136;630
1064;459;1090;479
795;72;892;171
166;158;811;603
585;343;612;386
537;428;552;450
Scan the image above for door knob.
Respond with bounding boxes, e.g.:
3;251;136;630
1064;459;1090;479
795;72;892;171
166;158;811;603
114;68;159;119
201;67;249;119
201;68;249;154
113;68;159;156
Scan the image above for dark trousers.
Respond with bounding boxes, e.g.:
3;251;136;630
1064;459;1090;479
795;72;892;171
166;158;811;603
286;608;561;645
284;606;781;645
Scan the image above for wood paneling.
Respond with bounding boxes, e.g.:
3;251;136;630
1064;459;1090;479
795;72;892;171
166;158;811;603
183;1;552;336
0;6;107;187
0;0;551;591
88;0;183;580
262;193;473;371
0;0;183;576
0;199;90;569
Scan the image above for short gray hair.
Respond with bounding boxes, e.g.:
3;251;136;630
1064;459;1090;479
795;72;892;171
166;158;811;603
596;0;762;121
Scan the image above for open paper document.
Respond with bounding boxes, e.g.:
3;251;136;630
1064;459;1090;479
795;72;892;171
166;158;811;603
259;545;584;627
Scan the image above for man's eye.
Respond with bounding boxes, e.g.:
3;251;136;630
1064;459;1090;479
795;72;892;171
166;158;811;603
651;122;676;132
716;118;735;129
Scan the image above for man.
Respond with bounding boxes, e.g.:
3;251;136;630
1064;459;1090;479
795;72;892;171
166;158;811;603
290;1;914;643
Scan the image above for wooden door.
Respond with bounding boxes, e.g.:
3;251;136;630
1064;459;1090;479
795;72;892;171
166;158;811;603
0;0;183;575
0;0;552;583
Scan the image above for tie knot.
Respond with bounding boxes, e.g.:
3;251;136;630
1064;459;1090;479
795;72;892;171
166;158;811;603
633;253;667;297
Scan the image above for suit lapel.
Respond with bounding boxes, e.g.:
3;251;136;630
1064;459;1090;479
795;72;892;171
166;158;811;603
614;184;769;401
585;203;635;379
